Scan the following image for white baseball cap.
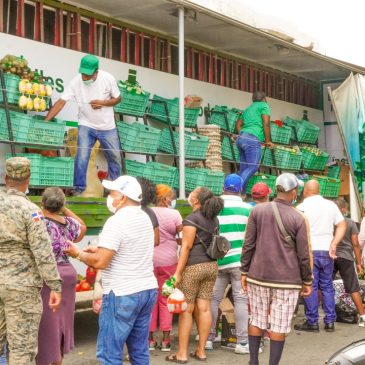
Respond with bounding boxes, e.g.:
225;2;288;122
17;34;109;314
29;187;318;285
102;175;142;202
275;173;304;192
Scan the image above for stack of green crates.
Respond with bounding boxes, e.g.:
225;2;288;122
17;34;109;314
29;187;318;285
208;106;242;133
262;146;302;170
114;88;150;117
0;73;20;104
301;147;329;171
221;136;239;162
270;122;292;145
185;167;225;195
124;159;178;187
313;175;341;198
149;95;200;128
284;117;320;144
6;153;74;187
246;173;276;197
0;109;66;147
158;128;209;160
117;121;161;154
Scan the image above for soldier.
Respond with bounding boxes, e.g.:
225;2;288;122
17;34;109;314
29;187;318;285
0;157;62;365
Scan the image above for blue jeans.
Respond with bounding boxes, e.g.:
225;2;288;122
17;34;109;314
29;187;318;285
236;132;262;194
304;251;336;325
96;289;157;365
74;125;122;191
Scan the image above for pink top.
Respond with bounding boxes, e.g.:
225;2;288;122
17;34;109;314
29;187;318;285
152;207;183;267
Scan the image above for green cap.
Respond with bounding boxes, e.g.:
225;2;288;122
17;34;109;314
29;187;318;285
79;54;99;76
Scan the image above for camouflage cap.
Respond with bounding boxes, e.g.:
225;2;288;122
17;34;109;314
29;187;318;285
6;157;31;180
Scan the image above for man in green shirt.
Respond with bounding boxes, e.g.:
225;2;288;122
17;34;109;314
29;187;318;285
236;91;273;195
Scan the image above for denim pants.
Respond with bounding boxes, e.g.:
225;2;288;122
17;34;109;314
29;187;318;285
96;289;157;365
236;132;261;194
209;267;249;344
74;125;122;191
304;251;336;325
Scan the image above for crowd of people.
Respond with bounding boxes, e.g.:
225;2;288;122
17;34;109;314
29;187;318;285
1;154;365;365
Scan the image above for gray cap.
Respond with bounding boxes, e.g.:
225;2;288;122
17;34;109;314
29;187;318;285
276;173;304;192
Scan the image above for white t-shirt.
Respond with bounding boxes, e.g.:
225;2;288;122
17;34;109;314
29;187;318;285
297;195;344;251
98;205;157;296
61;70;120;131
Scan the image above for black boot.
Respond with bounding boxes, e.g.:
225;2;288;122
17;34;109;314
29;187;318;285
324;322;335;332
294;320;319;332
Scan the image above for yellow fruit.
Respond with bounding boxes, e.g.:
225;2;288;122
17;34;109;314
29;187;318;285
33;97;42;111
18;94;28;109
18;79;28;93
26;97;33;111
45;85;53;97
40;98;46;111
39;84;46;97
32;83;40;95
25;82;33;95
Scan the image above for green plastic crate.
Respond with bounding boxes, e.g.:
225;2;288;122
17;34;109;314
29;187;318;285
0;73;20;104
301;148;329;171
209;106;242;133
185;168;225;195
6;153;74;187
221;136;239;162
125;159;147;178
117;121;161;154
158;128;209;160
313;175;341;198
149;95;200;128
284;117;320;144
246;173;276;197
327;166;341;179
0;109;66;146
114;88;150;117
262;146;302;170
270;122;292;145
145;162;178;186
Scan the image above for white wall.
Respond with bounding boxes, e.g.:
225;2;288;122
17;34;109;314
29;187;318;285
0;32;324;179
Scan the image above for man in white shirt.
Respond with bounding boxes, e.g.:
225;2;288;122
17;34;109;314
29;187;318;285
46;54;122;195
65;175;158;364
295;180;346;333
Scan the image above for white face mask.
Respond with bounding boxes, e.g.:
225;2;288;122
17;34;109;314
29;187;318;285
25;188;29;195
169;199;176;209
107;195;117;214
187;194;194;207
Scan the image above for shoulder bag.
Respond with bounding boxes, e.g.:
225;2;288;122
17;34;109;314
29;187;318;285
271;202;296;250
185;219;231;259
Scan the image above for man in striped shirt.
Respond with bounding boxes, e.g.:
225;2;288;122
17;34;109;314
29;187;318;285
206;174;253;354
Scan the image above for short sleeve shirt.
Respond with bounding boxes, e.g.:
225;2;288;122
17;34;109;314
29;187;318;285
241;101;271;142
61;70;120;131
45;217;81;263
336;217;359;261
183;210;219;266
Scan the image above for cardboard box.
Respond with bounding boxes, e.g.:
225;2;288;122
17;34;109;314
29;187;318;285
221;313;236;349
339;165;350;196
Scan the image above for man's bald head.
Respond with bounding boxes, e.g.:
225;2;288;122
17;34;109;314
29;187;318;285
303;179;320;199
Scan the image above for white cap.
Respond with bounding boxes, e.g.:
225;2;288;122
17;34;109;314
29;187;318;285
102;175;142;202
275;173;304;192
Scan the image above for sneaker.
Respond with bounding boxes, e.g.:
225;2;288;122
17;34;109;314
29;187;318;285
324;322;335;332
69;189;83;197
149;340;157;351
213;334;221;343
161;341;171;352
294;320;319;332
235;342;250;355
205;341;214;350
195;334;199;341
358;315;365;327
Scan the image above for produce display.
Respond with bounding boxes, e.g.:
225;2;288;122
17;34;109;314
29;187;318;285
117;80;146;95
301;146;323;156
75;267;97;292
0;54;32;79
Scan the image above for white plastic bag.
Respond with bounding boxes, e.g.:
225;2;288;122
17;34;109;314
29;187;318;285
167;288;187;314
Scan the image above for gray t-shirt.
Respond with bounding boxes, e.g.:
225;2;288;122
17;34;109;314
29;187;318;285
183;210;218;266
336;217;359;261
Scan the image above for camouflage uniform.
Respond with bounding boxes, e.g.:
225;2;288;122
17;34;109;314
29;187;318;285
0;157;61;365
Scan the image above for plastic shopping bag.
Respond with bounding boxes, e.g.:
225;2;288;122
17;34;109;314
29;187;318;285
167;288;187;314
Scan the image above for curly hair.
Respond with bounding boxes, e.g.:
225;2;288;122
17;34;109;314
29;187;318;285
137;177;157;207
42;187;65;213
196;187;224;219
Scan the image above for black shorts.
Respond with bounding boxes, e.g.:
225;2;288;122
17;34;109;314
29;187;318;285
333;257;360;294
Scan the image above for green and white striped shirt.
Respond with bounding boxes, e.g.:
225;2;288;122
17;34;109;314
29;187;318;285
217;195;252;270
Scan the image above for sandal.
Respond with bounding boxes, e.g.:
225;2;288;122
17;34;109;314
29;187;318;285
165;354;188;364
190;352;207;361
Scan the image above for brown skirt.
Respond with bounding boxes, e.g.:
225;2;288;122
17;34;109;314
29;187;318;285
36;262;77;365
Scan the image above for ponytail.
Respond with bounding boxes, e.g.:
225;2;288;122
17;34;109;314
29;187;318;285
197;187;224;219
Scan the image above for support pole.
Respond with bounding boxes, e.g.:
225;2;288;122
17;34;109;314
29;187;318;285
178;7;185;199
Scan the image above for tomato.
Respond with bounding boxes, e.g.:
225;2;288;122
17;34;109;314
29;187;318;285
80;281;91;291
75;283;81;292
